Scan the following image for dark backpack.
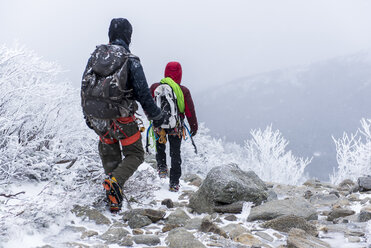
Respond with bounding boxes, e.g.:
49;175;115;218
81;44;138;120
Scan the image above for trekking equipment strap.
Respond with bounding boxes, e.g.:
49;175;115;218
100;137;118;144
120;131;141;146
145;123;160;153
160;77;185;113
116;116;136;124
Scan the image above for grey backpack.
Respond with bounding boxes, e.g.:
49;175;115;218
81;44;138;120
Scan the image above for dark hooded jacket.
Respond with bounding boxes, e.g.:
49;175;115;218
113;39;161;120
82;18;161;121
150;62;198;135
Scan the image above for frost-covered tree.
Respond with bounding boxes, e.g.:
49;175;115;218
0;45;106;243
243;125;311;185
180;123;243;176
0;45;99;184
330;118;371;185
179;124;310;185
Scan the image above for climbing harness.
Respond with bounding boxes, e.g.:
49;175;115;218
99;115;142;146
135;117;146;133
145;122;198;154
145;122;159;153
158;129;167;144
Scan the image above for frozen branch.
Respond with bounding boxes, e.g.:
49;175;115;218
0;191;25;198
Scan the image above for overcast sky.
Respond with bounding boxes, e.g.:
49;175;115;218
1;0;371;92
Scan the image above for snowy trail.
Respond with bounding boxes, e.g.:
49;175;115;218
0;162;197;247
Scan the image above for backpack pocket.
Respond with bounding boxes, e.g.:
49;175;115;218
84;98;121;120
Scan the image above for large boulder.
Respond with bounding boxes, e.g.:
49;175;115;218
221;224;250;239
337;179;356;191
358;176;371;192
309;193;339;206
358;206;371;222
213;201;245;213
165;208;191;226
99;226;130;244
287;228;330;248
184;218;203;230
327;209;355;221
262;215;318;236
166;228;206;248
128;214;152;229
188;164;268;214
122;208;166;223
234;233;263;246
247;197;317;221
132;235;161;246
199;216;228;238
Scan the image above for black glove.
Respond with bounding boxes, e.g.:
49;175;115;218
152;112;165;128
190;130;197;137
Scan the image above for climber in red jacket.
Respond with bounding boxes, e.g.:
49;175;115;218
150;61;198;192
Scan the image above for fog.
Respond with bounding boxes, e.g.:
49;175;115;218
2;0;371;179
2;0;371;92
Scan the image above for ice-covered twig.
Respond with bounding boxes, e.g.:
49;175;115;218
66;158;78;169
0;191;25;198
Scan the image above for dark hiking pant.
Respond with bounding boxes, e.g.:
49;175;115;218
98;119;144;187
156;134;182;185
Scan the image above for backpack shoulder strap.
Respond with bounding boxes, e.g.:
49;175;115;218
160;77;185;114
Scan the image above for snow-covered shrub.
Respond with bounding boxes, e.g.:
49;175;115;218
330;118;371;185
243;125;310;185
0;45;106;244
180;123;243;176
179;124;309;185
0;44;99;184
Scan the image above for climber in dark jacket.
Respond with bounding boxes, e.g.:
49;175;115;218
82;18;164;211
150;61;198;192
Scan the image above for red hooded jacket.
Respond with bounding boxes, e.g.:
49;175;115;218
150;62;198;135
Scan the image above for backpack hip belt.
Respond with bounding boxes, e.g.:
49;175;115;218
116;116;136;124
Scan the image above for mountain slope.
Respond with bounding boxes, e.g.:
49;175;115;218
197;51;371;180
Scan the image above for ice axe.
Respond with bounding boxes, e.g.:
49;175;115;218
184;124;198;154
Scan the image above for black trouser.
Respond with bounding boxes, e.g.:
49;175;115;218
156;134;182;185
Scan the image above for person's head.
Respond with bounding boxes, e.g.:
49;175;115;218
165;62;182;84
108;18;132;45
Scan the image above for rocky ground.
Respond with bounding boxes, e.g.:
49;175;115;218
3;157;371;248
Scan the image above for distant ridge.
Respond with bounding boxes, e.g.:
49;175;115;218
197;51;371;180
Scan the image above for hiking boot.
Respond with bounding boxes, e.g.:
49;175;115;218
158;167;168;179
103;176;123;212
169;183;180;192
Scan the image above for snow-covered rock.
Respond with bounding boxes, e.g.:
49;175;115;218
262;215;318;236
287;228;331;248
188;163;268;214
247;197;317;221
358;176;371;192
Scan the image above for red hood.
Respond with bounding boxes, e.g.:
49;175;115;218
164;61;182;84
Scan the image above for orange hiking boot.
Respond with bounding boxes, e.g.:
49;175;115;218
103;176;123;212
